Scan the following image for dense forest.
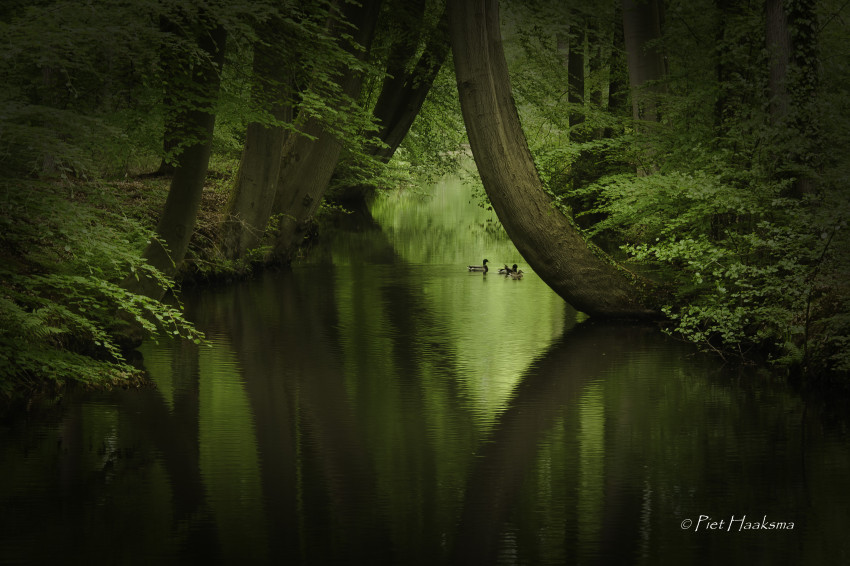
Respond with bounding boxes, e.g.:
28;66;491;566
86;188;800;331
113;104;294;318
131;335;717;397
1;0;848;401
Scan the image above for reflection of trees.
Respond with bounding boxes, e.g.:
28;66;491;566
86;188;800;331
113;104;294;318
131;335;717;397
24;341;222;563
370;178;520;267
126;189;850;563
118;341;228;564
450;322;661;565
191;209;482;563
191;267;396;563
184;198;570;563
123;340;207;521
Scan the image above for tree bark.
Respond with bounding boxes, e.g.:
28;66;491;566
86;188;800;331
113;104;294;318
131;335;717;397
135;22;227;296
267;0;383;262
589;15;614;139
621;0;666;124
220;23;294;260
154;14;183;176
765;0;819;196
335;5;450;206
568;22;586;134
766;0;792;122
449;0;659;318
370;8;450;163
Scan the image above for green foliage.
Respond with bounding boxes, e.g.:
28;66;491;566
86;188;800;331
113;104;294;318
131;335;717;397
393;61;468;185
0;0;178;177
502;0;850;379
0;180;206;397
589;169;847;365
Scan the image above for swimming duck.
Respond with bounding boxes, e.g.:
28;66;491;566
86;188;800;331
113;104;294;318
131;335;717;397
498;264;518;275
510;269;524;279
468;259;489;272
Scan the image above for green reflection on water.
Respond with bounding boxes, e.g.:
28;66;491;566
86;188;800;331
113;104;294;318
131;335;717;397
370;176;512;267
329;175;569;424
137;341;175;411
577;382;605;555
5;173;850;565
198;336;268;564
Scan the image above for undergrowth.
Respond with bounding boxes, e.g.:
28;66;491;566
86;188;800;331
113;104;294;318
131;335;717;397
0;179;206;401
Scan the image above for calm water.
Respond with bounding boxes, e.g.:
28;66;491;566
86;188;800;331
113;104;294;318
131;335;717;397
2;178;849;565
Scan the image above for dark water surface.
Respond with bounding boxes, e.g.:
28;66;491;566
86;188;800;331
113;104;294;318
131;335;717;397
2;178;849;565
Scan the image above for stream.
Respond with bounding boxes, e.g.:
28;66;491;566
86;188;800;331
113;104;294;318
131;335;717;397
2;176;849;565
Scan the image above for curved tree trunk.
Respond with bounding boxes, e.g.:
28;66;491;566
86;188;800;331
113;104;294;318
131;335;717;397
449;0;659;318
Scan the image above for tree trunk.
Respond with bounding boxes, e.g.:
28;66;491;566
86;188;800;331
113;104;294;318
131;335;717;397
766;0;792;122
589;15;613;139
368;0;427;161
221;120;288;260
568;22;586;134
267;118;344;261
621;0;665;124
268;0;383;262
135;23;227;296
370;8;450;163
335;6;450;205
154;14;182;176
449;0;659;318
765;0;819;196
220;23;294;260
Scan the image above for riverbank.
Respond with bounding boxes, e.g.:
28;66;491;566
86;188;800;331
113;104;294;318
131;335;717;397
2;166;848;411
3;197;849;565
0;165;232;406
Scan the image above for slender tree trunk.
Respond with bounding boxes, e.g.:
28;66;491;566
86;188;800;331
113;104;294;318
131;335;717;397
336;6;450;206
621;0;666;124
765;0;819;196
568;22;586;135
220;23;294;260
589;16;613;139
449;0;659;318
766;0;792;122
268;0;383;262
155;14;182;176
607;2;629;123
713;0;734;130
370;8;450;163
135;23;227;296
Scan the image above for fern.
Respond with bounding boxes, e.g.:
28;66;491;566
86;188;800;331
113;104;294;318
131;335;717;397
0;180;207;397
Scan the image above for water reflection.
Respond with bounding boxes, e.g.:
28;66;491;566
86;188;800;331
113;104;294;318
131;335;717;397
1;177;849;565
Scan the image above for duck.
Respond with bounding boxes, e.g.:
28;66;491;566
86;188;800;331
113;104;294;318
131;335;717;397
468;259;489;272
498;264;518;275
509;269;524;279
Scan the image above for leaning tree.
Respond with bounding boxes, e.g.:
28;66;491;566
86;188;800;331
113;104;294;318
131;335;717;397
449;0;660;318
